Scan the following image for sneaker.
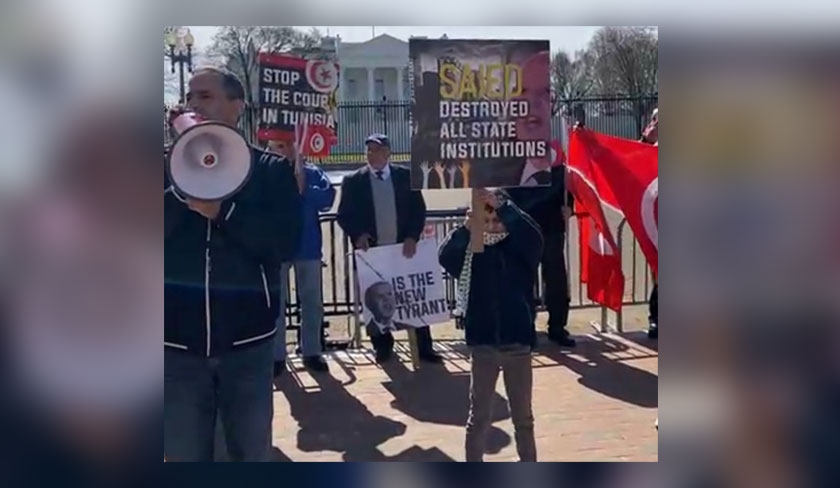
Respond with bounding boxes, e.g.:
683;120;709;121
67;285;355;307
273;361;286;378
302;355;329;372
647;323;658;340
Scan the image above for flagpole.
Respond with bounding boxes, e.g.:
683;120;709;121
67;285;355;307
563;116;573;301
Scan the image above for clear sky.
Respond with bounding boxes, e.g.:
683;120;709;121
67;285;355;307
185;26;602;55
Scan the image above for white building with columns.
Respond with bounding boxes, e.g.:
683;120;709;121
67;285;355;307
335;34;411;102
321;33;424;153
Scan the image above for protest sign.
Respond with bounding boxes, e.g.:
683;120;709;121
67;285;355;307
257;52;339;154
409;39;551;189
354;239;449;336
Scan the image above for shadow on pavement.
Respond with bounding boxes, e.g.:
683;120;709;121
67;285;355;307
537;335;658;408
378;356;512;456
276;366;457;461
269;446;292;462
620;330;659;352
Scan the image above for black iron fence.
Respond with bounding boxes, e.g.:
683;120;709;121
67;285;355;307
280;209;653;345
164;95;658;163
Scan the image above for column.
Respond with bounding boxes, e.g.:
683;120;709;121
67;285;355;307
396;67;404;101
367;67;375;101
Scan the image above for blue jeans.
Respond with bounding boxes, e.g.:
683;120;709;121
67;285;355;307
164;340;274;462
274;260;324;361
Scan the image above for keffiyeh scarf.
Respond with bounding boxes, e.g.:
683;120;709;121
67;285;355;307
453;231;509;322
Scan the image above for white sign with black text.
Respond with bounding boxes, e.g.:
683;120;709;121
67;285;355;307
355;239;449;335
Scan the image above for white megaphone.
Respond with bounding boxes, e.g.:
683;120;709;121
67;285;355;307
167;112;252;201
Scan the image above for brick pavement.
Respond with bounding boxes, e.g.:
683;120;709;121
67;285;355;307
267;307;658;462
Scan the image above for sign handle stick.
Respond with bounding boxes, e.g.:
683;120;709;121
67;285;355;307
470;189;485;253
407;328;420;371
351;255;363;349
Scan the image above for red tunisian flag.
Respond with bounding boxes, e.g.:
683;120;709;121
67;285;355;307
295;120;337;158
567;166;625;311
569;127;658;277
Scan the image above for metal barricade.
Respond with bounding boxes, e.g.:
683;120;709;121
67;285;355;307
280;211;654;340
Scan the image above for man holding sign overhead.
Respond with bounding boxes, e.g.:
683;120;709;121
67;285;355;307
337;134;443;364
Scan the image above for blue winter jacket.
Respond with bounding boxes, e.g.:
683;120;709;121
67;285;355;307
295;163;336;261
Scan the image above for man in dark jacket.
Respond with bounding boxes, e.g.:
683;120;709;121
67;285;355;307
507;165;576;347
438;189;543;462
164;67;302;462
337;134;442;364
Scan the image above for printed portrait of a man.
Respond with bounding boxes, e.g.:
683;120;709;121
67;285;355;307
364;281;412;336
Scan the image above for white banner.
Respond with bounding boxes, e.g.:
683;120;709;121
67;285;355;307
354;239;449;335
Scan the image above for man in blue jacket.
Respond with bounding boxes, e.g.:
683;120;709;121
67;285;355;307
268;136;336;375
164;67;302;462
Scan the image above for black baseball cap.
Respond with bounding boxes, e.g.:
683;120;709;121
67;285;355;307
365;133;390;148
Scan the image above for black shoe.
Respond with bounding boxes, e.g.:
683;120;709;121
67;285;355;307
548;331;576;348
302;355;329;372
647;323;658;340
375;349;393;364
419;351;444;364
273;361;286;378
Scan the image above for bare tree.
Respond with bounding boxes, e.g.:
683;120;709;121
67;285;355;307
207;26;323;106
587;26;658;96
586;26;658;133
549;49;595;116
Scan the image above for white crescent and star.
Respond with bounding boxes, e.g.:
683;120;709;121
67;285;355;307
306;60;338;94
588;219;616;256
641;177;658;250
310;133;325;153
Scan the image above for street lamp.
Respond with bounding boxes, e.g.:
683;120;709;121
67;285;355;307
165;27;194;104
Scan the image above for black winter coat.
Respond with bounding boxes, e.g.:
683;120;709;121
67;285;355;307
438;202;543;348
165;147;302;357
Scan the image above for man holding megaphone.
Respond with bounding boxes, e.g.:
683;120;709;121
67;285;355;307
164;67;302;462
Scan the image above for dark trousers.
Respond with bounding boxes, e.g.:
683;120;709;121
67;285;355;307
164;340;274;462
370;325;435;356
541;231;570;336
465;345;536;462
648;284;658;324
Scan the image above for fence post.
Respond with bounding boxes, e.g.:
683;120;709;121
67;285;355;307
616;306;624;334
381;96;389;135
600;306;609;334
616;218;627;334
